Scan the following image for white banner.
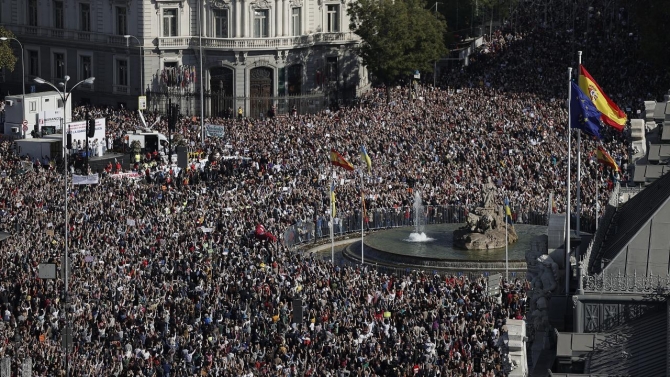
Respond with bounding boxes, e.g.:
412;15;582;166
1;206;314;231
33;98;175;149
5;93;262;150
72;174;99;185
205;124;225;138
109;172;142;180
67;118;106;143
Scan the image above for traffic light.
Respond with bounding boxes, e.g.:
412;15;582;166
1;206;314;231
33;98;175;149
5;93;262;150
168;105;176;132
86;118;96;138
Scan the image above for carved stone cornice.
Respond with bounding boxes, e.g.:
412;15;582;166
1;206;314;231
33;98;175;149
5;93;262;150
289;0;303;7
251;0;271;9
209;0;231;9
153;0;185;10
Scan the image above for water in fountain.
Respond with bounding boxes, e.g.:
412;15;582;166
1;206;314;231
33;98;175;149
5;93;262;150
405;190;435;242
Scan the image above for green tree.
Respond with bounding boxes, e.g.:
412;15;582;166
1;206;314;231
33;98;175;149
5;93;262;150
627;0;670;67
0;27;18;72
348;0;447;100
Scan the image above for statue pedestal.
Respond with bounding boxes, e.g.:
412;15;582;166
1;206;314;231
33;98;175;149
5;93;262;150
453;207;518;250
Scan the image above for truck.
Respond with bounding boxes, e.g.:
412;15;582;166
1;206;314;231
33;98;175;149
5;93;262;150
15;138;62;160
125;130;170;154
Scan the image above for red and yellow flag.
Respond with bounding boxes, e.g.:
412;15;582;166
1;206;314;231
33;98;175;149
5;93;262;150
330;149;355;171
579;66;627;132
596;145;620;172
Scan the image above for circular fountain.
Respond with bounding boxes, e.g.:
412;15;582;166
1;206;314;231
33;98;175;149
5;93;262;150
342;191;546;274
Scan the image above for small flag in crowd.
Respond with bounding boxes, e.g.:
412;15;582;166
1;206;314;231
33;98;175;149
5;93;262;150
579;66;627;132
570;82;602;140
330;182;336;218
595;145;620;172
330;149;354;171
504;197;513;225
360;146;372;173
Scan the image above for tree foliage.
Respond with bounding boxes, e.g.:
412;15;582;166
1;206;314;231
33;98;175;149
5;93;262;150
627;0;670;67
348;0;447;89
0;27;18;72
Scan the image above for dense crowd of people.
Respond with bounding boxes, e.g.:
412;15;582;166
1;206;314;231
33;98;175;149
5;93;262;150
0;0;668;375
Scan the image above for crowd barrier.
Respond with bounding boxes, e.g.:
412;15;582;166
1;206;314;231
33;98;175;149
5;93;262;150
283;204;597;250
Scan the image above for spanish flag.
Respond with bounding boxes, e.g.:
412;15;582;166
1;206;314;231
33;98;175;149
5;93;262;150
596;145;620;172
330;149;355;171
578;66;627;131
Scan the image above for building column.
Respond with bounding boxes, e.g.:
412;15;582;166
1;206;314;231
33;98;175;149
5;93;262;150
242;0;248;37
235;0;242;37
283;0;289;36
275;1;282;37
301;3;306;35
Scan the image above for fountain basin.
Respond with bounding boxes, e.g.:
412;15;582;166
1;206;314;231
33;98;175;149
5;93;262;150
343;223;546;273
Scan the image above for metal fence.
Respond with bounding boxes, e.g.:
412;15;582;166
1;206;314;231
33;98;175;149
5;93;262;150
145;90;327;118
283;205;548;248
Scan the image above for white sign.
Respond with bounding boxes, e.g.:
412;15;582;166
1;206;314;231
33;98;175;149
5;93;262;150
72;174;100;185
67;118;106;142
205;124;225;138
138;96;147;110
37;109;64;131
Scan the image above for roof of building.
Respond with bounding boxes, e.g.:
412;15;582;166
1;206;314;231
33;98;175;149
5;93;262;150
554;307;667;376
593;170;670;272
585;307;667;376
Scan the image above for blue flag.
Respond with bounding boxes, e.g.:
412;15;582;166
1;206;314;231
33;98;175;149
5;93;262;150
570;81;602;139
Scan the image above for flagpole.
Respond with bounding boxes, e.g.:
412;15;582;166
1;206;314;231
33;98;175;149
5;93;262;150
576;51;582;241
360;170;364;265
330;166;335;264
505;206;509;282
596;163;600;231
566;66;573;295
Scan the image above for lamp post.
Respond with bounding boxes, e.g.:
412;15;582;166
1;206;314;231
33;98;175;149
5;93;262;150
1;37;25;136
124;35;144;96
429;3;443;88
34;74;95;377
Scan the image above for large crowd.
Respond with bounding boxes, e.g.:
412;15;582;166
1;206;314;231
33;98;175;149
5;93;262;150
0;0;668;375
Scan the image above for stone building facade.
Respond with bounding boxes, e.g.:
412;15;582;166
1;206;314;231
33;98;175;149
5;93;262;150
0;0;368;116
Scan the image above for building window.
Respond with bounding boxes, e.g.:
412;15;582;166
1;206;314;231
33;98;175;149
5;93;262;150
292;8;301;36
28;0;38;26
80;56;92;82
116;7;127;35
29;101;38;112
163;9;178;37
326;5;339;32
254;10;269;38
116;59;128;86
54;1;64;29
80;3;91;32
28;50;39;77
53;52;65;80
213;9;228;38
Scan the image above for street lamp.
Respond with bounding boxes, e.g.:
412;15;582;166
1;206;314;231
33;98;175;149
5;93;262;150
1;37;25;136
124;35;144;96
428;3;443;88
33;74;94;377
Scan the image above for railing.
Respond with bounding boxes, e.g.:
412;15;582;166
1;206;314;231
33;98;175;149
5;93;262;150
158;32;359;50
145;91;328;118
6;25;129;46
6;23;357;52
582;271;670;294
113;85;129;94
282;205;553;250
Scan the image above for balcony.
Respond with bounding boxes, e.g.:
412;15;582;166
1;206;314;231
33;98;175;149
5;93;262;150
7;25;130;46
158;32;359;51
113;85;129;94
5;24;359;51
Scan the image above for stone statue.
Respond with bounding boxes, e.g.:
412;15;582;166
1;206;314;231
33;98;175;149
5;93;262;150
482;177;496;208
453;178;517;250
